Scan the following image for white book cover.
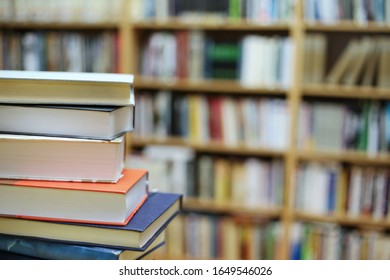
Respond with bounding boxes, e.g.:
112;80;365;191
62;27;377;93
347;166;363;217
280;37;294;89
245;158;262;206
372;170;386;220
0;134;125;182
367;102;380;156
222;97;239;146
242;98;259;147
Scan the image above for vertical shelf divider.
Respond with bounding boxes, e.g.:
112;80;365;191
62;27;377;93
281;0;305;260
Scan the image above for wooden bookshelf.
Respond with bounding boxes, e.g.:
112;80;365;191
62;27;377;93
302;84;390;100
135;76;288;95
1;0;389;261
131;137;286;157
126;0;390;260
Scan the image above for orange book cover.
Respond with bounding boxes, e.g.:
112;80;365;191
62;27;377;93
0;169;148;194
0;169;149;225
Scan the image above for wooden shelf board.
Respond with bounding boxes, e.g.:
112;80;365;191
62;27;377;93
134;77;288;95
302;84;390;100
130;136;286;157
305;22;390;33
184;197;282;218
132;20;291;31
295;212;390;229
0;22;119;30
298;150;390;165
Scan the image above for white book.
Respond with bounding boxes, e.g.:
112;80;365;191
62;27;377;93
231;161;246;204
258;99;268;147
222;97;239;146
153;90;172;139
280;37;294;89
22;33;42;71
312;34;327;84
242;98;259;147
268;37;279;87
189;30;205;81
367;102;380;156
318;0;338;24
353;0;367;25
240;36;263;87
0;0;13;22
155;0;169;22
270;99;288;149
0;134;125;182
64;34;84;72
372;170;387;220
347;166;363;217
0;70;135;106
308;164;328;214
199;95;210;143
245;158;262;206
304;0;316;23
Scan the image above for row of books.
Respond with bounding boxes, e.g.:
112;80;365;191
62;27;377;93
304;34;390;88
0;31;119;73
326;36;390;88
295;162;390;220
132;0;295;24
302;33;327;85
140;31;293;89
134;91;289;149
164;212;284;260
0;70;182;260
127;146;196;198
298;100;390;154
0;0;122;23
127;148;284;207
197;156;284;206
304;0;390;25
291;222;390;260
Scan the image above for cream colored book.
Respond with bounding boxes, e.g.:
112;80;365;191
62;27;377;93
0;70;134;105
326;39;359;85
0;134;125;182
378;37;390;88
303;34;314;85
341;37;372;86
312;34;327;84
361;38;379;87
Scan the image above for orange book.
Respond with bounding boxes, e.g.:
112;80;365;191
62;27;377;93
0;168;149;226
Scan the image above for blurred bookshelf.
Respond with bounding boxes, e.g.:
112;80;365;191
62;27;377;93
1;0;390;260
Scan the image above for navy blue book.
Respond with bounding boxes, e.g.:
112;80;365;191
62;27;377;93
0;250;43;260
0;192;182;250
0;231;165;260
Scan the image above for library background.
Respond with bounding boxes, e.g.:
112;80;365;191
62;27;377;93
0;0;390;260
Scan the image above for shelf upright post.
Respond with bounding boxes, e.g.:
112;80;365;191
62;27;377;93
281;0;305;260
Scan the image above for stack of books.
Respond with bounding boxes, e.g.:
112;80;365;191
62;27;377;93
0;70;182;260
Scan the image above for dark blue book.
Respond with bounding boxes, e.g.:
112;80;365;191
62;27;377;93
0;250;43;260
0;231;165;260
0;192;182;251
